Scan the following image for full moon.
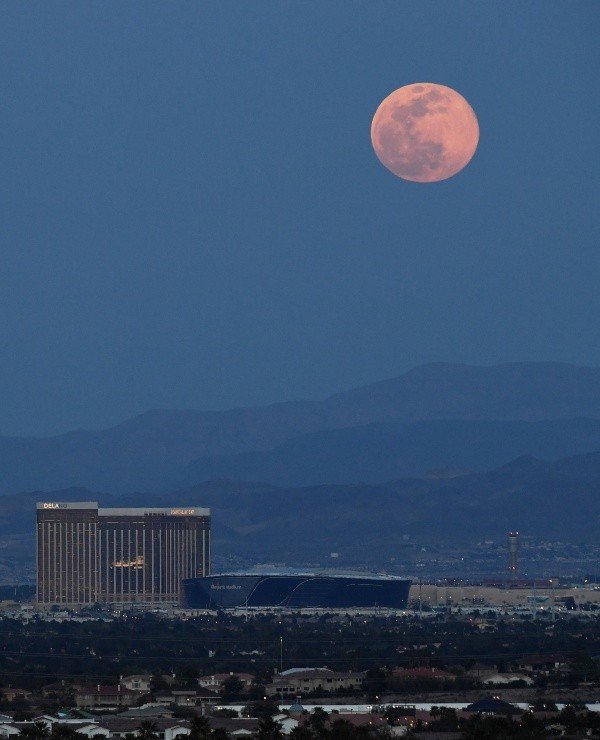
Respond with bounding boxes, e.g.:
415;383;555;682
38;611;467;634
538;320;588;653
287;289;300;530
371;83;479;183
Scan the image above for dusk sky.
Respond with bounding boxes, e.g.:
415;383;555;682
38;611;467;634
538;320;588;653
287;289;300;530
0;2;598;436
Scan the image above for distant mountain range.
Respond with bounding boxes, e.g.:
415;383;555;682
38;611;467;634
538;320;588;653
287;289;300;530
4;448;600;578
3;361;600;494
180;417;600;487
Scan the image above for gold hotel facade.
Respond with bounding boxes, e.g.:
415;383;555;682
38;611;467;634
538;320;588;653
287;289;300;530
36;502;210;607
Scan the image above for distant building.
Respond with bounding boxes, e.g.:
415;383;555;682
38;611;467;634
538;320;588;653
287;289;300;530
74;685;137;710
391;667;456;682
197;672;255;691
36;502;210;607
93;718;191;740
0;689;32;702
0;719;191;740
183;571;411;609
465;696;519;715
119;674;152;692
154;689;219;707
266;667;366;696
482;672;533;686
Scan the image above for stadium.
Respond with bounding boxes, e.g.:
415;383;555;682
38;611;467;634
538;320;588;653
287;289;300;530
182;571;411;610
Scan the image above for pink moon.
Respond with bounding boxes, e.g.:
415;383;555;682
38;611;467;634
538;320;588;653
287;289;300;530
371;83;479;183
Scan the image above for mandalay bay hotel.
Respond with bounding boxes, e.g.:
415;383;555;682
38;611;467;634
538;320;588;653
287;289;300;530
36;502;210;608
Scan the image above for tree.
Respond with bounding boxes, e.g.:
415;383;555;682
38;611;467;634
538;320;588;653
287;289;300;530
51;728;87;740
307;708;328;736
370;728;394;739
19;723;50;740
427;707;459;731
137;721;159;740
211;709;238;718
328;719;357;739
244;697;279;719
255;717;283;739
246;681;267;701
460;714;516;740
189;716;211;740
519;711;545;736
289;728;314;740
209;730;229;739
180;662;200;688
363;667;386;700
221;675;245;702
150;672;169;691
13;713;34;723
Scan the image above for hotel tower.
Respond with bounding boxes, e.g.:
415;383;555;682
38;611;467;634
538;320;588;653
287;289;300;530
36;502;210;607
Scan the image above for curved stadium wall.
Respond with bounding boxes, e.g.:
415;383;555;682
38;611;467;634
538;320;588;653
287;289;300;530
182;573;411;610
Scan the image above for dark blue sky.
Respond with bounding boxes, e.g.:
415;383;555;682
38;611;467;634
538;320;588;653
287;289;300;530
0;2;598;436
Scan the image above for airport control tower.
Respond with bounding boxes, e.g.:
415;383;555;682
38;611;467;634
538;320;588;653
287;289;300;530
508;531;519;578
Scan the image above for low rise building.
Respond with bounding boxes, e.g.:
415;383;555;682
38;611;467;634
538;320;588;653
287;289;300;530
0;724;20;739
391;667;455;682
119;675;152;693
1;689;32;702
266;667;365;696
75;685;137;710
482;672;533;686
154;689;219;707
100;718;190;740
198;672;255;691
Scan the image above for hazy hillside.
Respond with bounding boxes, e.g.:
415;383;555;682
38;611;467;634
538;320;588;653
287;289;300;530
181;417;600;487
2;362;600;494
5;448;600;580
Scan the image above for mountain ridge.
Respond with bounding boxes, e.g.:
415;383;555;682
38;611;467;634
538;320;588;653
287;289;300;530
4;444;600;580
179;417;600;488
2;361;600;495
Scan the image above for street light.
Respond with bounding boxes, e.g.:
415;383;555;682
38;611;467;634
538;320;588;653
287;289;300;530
280;636;283;672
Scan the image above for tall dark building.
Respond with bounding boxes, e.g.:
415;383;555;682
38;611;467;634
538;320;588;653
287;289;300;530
36;502;210;607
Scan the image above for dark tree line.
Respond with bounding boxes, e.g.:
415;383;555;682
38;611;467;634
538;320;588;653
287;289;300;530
3;610;600;696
